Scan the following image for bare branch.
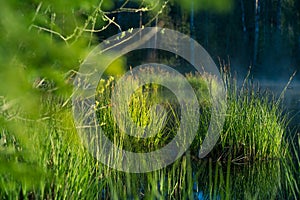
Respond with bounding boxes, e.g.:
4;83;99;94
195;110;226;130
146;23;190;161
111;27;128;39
30;25;69;44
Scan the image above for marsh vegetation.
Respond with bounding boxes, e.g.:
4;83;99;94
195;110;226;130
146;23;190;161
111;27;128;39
0;68;299;199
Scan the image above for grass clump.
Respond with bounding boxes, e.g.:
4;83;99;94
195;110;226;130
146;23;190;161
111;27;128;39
215;70;287;162
94;66;288;162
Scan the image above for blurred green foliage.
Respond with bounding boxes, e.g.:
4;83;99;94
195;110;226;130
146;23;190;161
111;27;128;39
176;0;233;12
0;1;92;111
0;0;103;195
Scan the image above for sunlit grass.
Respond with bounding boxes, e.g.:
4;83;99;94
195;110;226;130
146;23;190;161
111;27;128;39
216;70;287;162
94;67;288;162
0;68;299;199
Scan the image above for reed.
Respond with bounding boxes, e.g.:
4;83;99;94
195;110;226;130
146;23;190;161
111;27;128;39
0;67;298;199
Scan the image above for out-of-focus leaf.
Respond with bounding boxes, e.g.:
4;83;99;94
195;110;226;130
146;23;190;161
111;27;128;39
176;0;233;13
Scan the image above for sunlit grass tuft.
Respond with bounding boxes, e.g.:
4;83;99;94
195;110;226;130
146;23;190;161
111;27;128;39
216;70;287;162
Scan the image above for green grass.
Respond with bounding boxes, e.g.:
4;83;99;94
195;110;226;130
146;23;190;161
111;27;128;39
216;71;287;161
94;67;287;161
0;68;299;199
